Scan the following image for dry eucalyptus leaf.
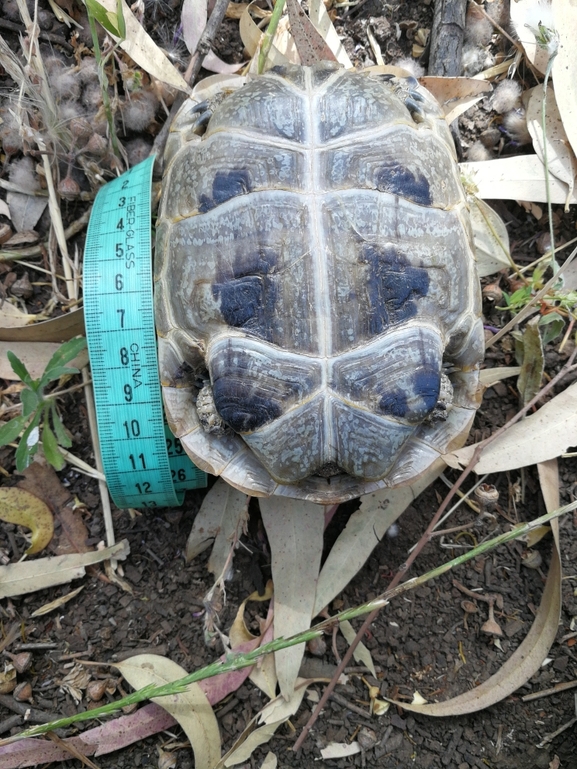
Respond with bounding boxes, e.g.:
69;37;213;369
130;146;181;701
526;85;577;208
285;0;337;66
186;478;243;561
0;487;54;555
510;0;552;75
0;302;37;330
0;540;130;599
95;0;189;92
385;519;561;716
206;486;248;578
314;460;444;615
115;655;221;769
445;381;577;474
259;753;278;769
5;191;47;234
0;309;85;343
419;76;492;123
460;155;577;205
308;0;352;67
339;619;376;677
181;0;243;74
466;194;513;277
320;742;361;759
479;367;521;387
240;3;297;67
259;497;324;700
30;585;85;617
552;0;577;159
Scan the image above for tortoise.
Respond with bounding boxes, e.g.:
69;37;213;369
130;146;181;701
154;63;484;505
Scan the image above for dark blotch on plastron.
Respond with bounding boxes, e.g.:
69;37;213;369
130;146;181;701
413;368;441;415
213;271;276;340
212;380;282;433
199;169;252;213
378;389;408;419
361;244;429;333
375;162;431;206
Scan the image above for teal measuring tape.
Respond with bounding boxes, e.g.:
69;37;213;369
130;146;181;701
84;156;207;509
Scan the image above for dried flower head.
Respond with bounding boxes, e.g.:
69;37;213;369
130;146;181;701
491;79;522;114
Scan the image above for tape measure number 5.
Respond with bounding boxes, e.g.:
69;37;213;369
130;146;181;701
84;156;206;509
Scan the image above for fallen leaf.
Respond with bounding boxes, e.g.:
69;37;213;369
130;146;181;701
30;585;84;617
445;381;577;474
552;0;577;159
314;461;444;614
0;342;88;380
0;703;176;767
339;620;376;677
510;0;552;75
239;2;296;66
259;753;277;769
526;85;577;208
0;309;85;343
308;0;351;67
220;681;310;766
186;478;243;561
94;0;189;91
320;742;361;759
467;194;513;277
0;540;130;598
285;0;337;65
0;303;36;330
479;367;521;387
5;191;47;233
181;0;243;74
207;486;248;578
384;515;562;715
516;316;544;407
460;155;577;205
259;497;324;699
419;76;492;123
116;655;221;769
0;487;54;555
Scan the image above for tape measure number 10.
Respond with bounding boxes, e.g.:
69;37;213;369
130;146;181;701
84;156;206;509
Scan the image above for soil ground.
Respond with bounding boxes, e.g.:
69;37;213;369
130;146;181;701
1;0;577;767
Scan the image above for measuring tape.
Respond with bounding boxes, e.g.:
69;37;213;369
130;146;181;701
84;156;207;509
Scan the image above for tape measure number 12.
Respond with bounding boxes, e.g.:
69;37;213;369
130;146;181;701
84;156;206;509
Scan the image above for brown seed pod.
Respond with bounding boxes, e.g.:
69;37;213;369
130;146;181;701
474;483;500;514
13;681;33;702
6;651;33;674
482;283;503;303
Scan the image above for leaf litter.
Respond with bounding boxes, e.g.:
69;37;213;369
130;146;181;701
0;4;562;760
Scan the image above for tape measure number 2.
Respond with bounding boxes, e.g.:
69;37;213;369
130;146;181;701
84;156;206;509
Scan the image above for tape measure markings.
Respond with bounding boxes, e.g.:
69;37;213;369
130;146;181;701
84;156;206;508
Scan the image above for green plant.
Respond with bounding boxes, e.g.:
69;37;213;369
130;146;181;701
0;337;87;471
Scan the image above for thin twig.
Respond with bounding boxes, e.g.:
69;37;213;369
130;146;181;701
293;347;577;751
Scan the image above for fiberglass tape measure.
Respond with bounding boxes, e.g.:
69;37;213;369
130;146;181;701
84;156;207;509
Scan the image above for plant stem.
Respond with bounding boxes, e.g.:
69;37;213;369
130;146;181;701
258;0;286;74
2;498;576;746
87;11;122;163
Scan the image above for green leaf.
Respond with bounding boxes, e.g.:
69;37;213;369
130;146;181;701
21;388;40;418
517;317;544;407
116;0;126;40
50;405;72;448
42;337;87;380
15;414;41;472
539;313;565;346
0;414;29;447
84;0;123;36
7;351;34;387
42;422;66;471
41;365;81;385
